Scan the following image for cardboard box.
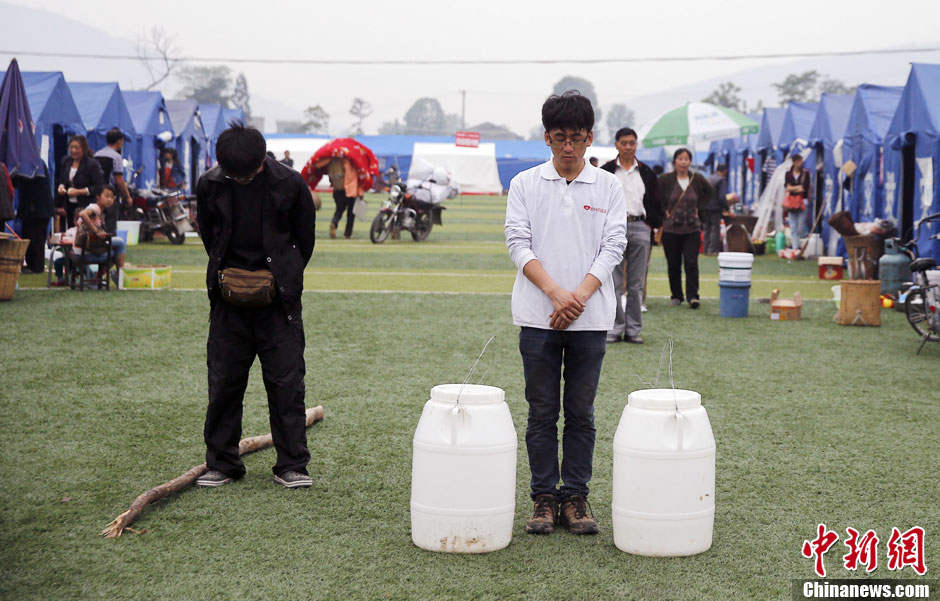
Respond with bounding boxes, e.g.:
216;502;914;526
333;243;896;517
119;265;172;290
770;289;802;321
818;257;844;280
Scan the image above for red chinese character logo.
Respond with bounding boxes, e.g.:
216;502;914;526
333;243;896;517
802;523;840;577
843;528;879;572
887;526;927;575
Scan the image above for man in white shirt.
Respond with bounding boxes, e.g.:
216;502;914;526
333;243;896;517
505;91;626;536
600;128;664;343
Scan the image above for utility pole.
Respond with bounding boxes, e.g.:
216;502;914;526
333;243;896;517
460;90;466;129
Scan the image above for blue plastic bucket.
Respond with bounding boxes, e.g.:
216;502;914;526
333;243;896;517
719;281;750;318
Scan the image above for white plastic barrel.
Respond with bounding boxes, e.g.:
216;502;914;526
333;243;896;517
718;251;754;283
116;220;140;246
612;389;716;556
411;384;517;553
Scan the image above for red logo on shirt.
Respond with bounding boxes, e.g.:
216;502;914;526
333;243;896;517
583;205;590;211
583;205;607;214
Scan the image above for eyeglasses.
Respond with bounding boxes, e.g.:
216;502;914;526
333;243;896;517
548;131;589;147
224;164;264;185
224;172;258;185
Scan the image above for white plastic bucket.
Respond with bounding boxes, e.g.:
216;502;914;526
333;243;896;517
832;284;841;308
718;252;754;283
803;234;823;259
612;389;716;556
411;384;517;553
116;220;140;246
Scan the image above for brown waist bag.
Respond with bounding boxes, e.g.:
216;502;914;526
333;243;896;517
218;267;277;308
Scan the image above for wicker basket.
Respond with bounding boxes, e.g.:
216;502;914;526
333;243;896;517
0;236;30;301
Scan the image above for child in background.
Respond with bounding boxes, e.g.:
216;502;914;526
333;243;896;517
74;185;127;278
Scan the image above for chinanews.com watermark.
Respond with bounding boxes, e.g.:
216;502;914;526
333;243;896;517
793;524;932;600
792;580;936;600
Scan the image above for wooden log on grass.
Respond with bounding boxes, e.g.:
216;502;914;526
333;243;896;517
100;405;324;538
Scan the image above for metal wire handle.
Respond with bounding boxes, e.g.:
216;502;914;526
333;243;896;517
455;335;495;407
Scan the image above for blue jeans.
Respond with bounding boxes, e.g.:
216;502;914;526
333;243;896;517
81;236;126;262
519;327;607;500
788;210;806;250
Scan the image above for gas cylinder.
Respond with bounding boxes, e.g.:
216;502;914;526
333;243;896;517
878;239;912;295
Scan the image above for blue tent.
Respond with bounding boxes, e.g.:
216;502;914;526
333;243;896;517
68;82;137;176
636;146;667;170
353;134;453;178
0;70;85;183
198;103;225;166
808;93;855;251
779;101;820;157
885;63;940;260
222;107;245;127
754;107;787;195
0;59;43;179
122;90;174;190
166;99;208;190
707;113;760;207
491;140;550;190
843;84;903;223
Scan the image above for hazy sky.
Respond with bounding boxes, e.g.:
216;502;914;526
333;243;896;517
4;0;940;138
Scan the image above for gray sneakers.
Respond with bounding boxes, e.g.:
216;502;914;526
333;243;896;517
274;470;312;489
196;469;233;488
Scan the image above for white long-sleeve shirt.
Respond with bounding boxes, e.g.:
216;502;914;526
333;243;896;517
505;160;627;331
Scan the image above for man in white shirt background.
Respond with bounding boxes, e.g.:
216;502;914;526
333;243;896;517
505;91;626;536
600;127;664;344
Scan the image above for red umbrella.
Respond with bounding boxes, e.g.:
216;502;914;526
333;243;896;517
300;138;379;194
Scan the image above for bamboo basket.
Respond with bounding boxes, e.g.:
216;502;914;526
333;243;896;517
0;236;30;301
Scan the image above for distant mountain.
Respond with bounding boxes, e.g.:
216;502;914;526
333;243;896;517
618;48;940;127
0;1;303;126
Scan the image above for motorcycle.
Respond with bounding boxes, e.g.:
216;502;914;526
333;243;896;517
369;182;444;243
128;185;196;245
125;167;196;245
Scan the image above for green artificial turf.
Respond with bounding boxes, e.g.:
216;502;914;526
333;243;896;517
2;194;937;600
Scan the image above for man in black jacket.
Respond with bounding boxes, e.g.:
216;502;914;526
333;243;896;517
601;128;664;344
195;124;317;489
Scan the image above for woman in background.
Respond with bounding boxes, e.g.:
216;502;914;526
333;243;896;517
657;148;713;309
784;152;810;250
55;135;104;228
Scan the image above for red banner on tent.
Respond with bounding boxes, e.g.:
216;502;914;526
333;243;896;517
455;131;480;148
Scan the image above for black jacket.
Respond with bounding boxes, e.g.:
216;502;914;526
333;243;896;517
600;158;664;228
14;161;56;220
196;157;317;322
55;155;104;209
657;171;714;223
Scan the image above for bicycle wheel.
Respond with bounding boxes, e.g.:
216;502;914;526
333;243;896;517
904;288;940;341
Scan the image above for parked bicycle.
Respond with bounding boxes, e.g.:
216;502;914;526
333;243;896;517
897;212;940;353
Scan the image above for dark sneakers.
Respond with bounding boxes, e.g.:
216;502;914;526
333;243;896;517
525;494;559;534
560;496;599;535
274;470;312;489
196;469;234;488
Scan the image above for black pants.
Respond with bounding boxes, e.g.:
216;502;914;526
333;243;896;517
20;217;49;273
661;230;701;302
331;190;355;237
205;300;310;478
519;327;606;500
702;211;723;255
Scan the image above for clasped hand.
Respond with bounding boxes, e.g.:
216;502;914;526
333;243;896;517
548;287;588;331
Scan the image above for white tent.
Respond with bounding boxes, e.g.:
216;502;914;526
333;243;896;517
411;142;502;194
263;136;330;172
585;145;617;165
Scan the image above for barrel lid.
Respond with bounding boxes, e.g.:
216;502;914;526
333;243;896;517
627;388;701;410
431;384;505;404
717;252;754;260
